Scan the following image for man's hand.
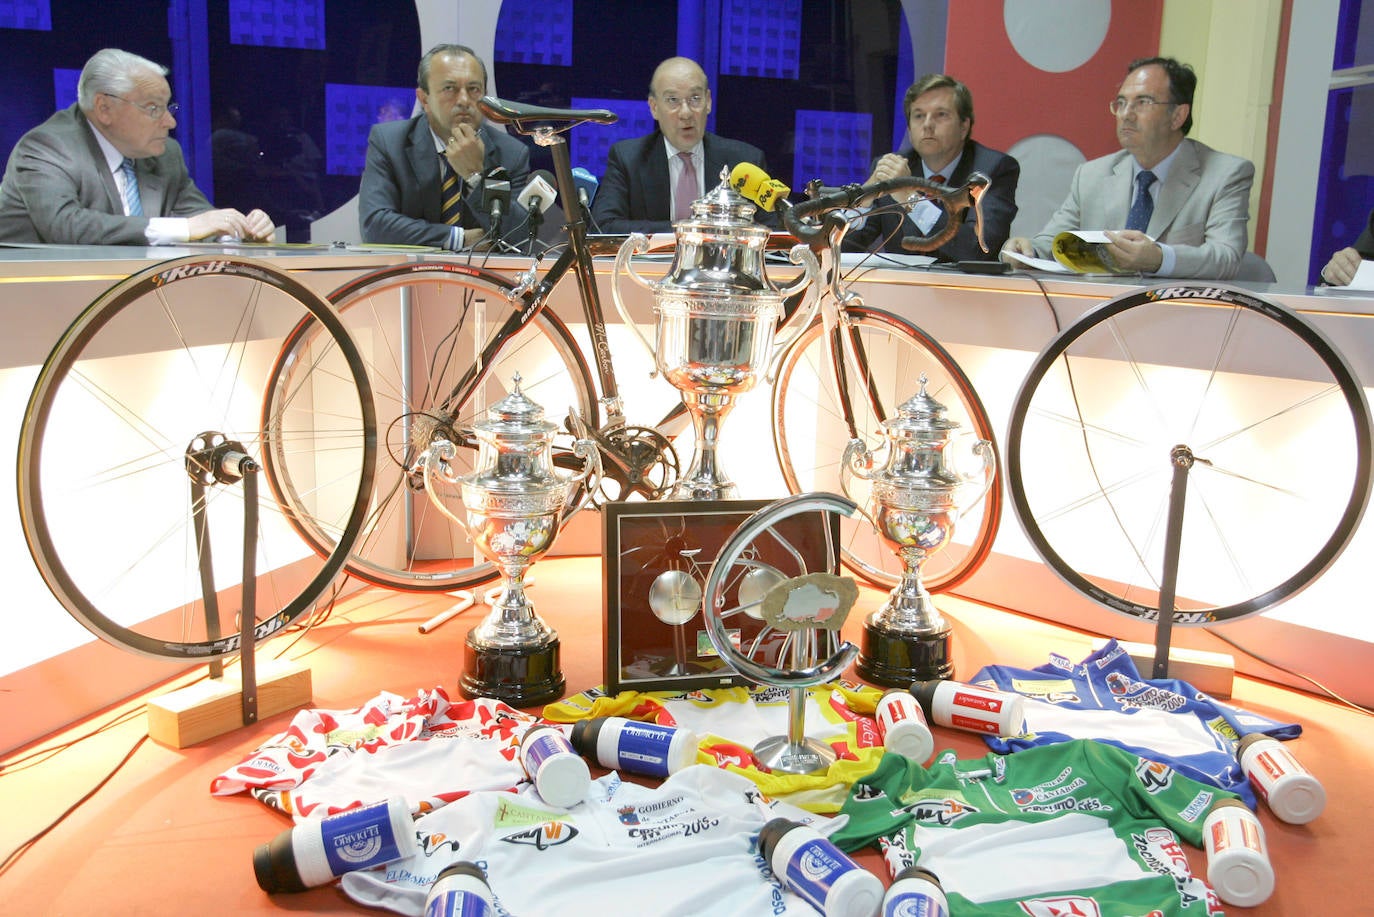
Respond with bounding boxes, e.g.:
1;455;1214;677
1000;237;1036;262
444;123;485;179
1103;230;1163;273
242;208;276;242
859;153;911;206
187;208;262;241
1321;246;1364;286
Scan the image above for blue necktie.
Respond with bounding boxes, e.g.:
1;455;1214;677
1125;169;1155;232
120;158;143;217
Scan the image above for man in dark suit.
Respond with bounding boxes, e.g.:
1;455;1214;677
0;48;274;245
1003;57;1254;279
847;73;1019;262
593;57;771;234
359;43;530;251
1320;207;1374;286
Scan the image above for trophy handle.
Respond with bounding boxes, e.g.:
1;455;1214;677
415;439;470;535
764;245;822;384
611;233;660;372
567;435;603;490
959;437;997;509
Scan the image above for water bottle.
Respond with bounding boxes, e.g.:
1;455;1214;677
569;716;699;778
758;817;883;917
253;796;416;893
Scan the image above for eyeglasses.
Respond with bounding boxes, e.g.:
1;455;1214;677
657;93;706;112
107;94;179;120
1109;96;1176;116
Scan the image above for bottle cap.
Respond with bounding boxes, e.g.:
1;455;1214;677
756;816;800;864
909;679;941;722
433;861;489;884
1235;732;1270;755
568;717;604;761
253;830;307;894
891;865;943;889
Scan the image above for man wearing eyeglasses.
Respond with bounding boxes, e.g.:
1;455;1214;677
593;56;772;234
359;43;530;251
1002;57;1254;279
0;48;275;245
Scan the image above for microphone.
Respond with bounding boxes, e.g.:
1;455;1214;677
571;166;599;223
729;162;791;213
516;170;557;254
482;166;511;237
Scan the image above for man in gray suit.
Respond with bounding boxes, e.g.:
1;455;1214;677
1002;57;1253;279
0;48;274;245
359;43;530;251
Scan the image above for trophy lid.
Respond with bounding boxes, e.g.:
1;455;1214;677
686;168;758;224
475;374;559;439
885;375;960;436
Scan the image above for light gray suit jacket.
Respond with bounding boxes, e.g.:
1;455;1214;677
1032;138;1254;279
0;105;211;244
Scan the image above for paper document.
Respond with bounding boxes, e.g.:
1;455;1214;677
1002;249;1071;273
839;251;935;268
1051;230;1154;274
1346;260;1374;291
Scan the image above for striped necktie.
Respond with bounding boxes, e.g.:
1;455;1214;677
440;156;463;226
120;158;144;217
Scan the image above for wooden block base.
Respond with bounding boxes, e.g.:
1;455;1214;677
1092;639;1235;698
146;657;312;748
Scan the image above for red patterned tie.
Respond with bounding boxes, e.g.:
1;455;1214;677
929;174;946;185
674;151;698;221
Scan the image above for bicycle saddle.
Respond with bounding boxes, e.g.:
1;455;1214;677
479;96;618;134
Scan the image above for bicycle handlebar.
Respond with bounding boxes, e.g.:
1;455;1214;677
782;172;990;254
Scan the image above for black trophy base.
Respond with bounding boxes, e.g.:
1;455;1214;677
855;618;954;687
459;632;564;707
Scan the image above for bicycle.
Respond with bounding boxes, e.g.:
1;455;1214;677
258;95;1004;598
17;96;1001;660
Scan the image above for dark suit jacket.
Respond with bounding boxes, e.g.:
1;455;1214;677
845;139;1019;262
358;114;531;247
592;130;773;234
0;105;212;244
1355;208;1374;258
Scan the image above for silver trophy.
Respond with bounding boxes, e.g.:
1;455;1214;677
843;376;995;685
415;375;599;705
612;168;818;500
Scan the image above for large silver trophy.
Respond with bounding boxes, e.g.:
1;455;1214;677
612;169;818;500
416;375;599;705
844;376;995;685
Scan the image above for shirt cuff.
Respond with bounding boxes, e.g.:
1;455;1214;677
1154;242;1177;276
145;217;190;245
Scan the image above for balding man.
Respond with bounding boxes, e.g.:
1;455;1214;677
593;56;771;234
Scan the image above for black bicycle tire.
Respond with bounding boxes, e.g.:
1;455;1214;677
771;305;1002;592
1006;283;1372;622
262;261;598;593
17;254;376;659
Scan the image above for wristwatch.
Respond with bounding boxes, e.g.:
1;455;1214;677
465;170;483;189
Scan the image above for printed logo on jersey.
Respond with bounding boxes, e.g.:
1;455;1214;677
418;830;461;857
1016;895;1103;916
894;789;980;826
851;782;887;802
493;797;572;828
500;820;579;850
1010;677;1078;703
1133;826;1209;911
1134;758;1175;794
1179;790;1215;823
1104;673;1186;712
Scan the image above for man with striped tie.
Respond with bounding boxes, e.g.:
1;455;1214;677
0;48;274;245
359;43;531;251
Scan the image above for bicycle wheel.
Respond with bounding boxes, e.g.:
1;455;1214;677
263;261;598;592
18;255;375;660
772;306;1002;592
1007;284;1371;622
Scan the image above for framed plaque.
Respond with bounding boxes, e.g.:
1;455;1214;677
601;498;839;693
